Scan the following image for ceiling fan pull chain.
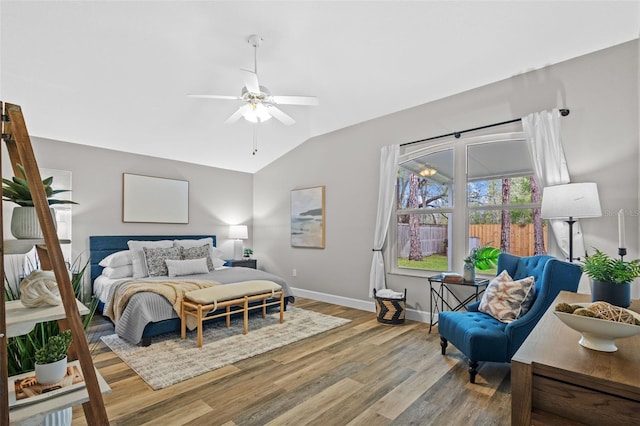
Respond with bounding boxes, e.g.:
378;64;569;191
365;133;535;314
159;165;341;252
252;125;258;155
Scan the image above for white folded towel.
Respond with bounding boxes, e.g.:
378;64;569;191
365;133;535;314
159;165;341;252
376;289;405;299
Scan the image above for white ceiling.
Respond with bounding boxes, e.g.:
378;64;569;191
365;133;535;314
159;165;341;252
1;1;638;174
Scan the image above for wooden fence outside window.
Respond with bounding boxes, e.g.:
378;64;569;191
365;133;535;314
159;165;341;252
398;223;548;258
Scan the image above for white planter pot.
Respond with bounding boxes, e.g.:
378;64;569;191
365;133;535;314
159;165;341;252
463;262;476;282
42;407;72;426
10;206;57;239
27;407;73;426
35;356;67;385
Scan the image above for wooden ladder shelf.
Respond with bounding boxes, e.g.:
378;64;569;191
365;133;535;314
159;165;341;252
0;102;109;424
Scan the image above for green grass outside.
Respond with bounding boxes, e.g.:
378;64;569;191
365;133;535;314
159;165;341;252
398;255;498;276
398;254;448;271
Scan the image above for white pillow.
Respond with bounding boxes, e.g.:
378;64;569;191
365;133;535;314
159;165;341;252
174;238;225;268
127;240;173;278
166;258;210;277
211;257;226;269
211;247;224;259
98;250;132;268
102;265;134;279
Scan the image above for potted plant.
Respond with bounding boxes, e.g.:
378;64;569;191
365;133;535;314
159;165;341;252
463;244;501;282
34;329;72;385
5;257;96;376
6;258;96;425
243;248;253;258
582;248;640;308
2;164;77;239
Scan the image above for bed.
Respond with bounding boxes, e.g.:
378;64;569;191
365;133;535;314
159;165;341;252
90;235;293;346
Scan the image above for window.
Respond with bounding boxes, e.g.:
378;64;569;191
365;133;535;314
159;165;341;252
42;168;73;262
396;149;453;271
393;134;546;275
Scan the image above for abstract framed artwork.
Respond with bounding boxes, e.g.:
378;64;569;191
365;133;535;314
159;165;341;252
291;186;325;248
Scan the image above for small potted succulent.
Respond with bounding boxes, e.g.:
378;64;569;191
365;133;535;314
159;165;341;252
34;329;72;385
463;244;501;282
2;164;77;239
243;248;253;258
582;248;640;307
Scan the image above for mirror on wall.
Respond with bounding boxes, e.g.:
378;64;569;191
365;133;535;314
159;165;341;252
122;173;189;224
2;168;73;288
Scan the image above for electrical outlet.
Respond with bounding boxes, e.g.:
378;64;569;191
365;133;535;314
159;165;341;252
292;269;297;277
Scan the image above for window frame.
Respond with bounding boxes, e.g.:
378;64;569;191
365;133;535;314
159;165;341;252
389;132;541;278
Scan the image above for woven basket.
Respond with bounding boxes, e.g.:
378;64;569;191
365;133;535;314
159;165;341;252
374;288;407;325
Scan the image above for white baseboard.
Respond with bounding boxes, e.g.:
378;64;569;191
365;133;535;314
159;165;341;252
291;287;374;311
290;287;433;324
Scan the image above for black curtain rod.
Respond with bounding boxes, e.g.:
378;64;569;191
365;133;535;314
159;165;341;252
401;108;570;147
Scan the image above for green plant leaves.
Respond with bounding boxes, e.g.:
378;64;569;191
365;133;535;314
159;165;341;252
1;163;77;207
465;245;501;271
582;248;640;284
5;257;97;374
474;246;501;270
35;330;72;364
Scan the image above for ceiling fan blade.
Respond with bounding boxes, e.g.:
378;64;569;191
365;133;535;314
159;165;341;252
188;94;242;100
225;104;252;124
271;95;319;106
242;69;261;94
268;106;296;126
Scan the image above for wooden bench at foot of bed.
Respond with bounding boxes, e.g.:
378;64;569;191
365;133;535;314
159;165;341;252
180;280;285;348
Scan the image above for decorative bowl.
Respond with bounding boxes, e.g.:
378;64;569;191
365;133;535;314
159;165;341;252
554;303;640;352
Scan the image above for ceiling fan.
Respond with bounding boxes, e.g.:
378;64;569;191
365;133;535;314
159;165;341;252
188;34;318;126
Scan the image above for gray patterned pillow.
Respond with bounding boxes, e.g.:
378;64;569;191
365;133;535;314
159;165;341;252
478;270;535;323
143;246;183;277
182;244;214;271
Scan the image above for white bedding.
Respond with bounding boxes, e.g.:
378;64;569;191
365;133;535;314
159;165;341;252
96;266;292;344
93;275;120;303
93;266;231;303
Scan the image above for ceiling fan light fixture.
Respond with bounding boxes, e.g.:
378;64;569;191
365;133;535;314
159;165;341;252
241;102;272;123
419;167;437;177
189;33;317;137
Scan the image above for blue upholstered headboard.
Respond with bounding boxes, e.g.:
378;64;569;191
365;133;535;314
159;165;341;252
89;235;216;286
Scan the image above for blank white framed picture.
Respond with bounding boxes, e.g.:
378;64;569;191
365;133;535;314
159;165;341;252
122;173;189;224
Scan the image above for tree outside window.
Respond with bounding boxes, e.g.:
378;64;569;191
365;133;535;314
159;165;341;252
394;137;546;274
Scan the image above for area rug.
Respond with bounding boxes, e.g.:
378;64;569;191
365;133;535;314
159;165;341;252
101;307;350;390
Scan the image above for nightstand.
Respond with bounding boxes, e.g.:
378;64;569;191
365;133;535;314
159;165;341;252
224;258;257;269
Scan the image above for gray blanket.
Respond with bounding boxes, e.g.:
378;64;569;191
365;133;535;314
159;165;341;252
103;267;292;344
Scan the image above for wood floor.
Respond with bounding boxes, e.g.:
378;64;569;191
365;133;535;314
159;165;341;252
72;298;512;425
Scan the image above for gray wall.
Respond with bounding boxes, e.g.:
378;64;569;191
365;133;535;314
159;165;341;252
254;39;640;313
2;40;637;316
2;138;254;273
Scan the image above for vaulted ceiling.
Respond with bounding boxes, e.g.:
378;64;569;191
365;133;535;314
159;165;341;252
1;1;638;173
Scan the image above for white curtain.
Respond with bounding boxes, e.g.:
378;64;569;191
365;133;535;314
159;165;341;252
523;109;587;265
369;144;399;297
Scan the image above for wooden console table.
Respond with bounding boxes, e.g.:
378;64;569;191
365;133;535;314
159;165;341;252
511;291;640;425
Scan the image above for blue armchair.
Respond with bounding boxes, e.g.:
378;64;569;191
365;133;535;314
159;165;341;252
438;253;582;383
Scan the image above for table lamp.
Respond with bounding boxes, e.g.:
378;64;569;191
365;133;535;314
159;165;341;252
540;182;602;262
229;225;248;260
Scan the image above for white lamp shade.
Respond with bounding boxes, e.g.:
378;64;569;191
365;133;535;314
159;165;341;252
228;225;248;239
241;103;272;123
541;183;602;219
